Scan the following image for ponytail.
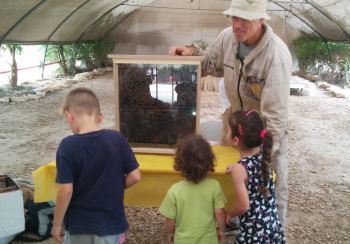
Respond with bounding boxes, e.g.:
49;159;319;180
259;131;273;198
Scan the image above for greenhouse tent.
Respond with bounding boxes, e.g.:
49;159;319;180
0;0;349;54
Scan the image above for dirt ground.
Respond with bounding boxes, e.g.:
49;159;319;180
1;73;349;243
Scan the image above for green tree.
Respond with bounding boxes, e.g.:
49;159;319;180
77;40;115;69
293;37;350;85
44;44;77;76
1;44;23;88
44;41;115;76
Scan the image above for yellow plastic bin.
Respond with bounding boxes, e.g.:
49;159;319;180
33;146;239;208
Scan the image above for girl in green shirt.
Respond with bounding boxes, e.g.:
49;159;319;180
160;134;227;244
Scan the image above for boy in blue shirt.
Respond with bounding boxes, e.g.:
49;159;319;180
51;87;141;243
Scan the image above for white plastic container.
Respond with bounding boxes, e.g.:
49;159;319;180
0;175;25;244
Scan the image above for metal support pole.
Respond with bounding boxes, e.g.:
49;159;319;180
41;44;48;79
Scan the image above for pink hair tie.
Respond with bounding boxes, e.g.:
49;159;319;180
245;109;254;117
260;129;267;139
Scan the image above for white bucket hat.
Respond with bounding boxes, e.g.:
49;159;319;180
223;0;271;21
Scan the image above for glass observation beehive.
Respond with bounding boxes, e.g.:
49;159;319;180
108;55;204;154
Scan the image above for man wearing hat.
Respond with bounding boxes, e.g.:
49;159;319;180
170;0;292;228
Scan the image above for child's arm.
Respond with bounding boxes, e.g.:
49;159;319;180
125;168;141;188
227;164;249;218
165;218;176;244
51;183;73;243
215;208;226;242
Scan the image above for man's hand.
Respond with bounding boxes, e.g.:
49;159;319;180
169;46;194;56
51;223;64;243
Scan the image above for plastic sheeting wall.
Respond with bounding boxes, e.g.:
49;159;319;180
0;0;349;46
109;6;302;54
111;8;231;54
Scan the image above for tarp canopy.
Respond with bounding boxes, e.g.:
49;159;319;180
1;0;349;46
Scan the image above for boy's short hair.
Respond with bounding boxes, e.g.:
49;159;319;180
62;87;101;116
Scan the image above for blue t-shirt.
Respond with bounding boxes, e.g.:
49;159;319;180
56;129;139;236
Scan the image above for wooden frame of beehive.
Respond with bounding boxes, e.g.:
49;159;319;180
108;55;204;154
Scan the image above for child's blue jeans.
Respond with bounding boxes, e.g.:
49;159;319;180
64;232;121;244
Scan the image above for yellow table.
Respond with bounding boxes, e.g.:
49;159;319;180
33;146;240;207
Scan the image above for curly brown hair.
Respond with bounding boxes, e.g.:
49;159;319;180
174;134;216;184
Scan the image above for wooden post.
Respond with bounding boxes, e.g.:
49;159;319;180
113;63;120;131
196;63;201;134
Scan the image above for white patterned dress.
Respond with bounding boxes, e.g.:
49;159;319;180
236;154;285;244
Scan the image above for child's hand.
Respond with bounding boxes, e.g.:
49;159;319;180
166;234;174;244
51;223;64;243
225;212;233;225
217;230;225;243
225;164;234;175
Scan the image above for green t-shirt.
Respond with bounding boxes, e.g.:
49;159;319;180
159;178;227;244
